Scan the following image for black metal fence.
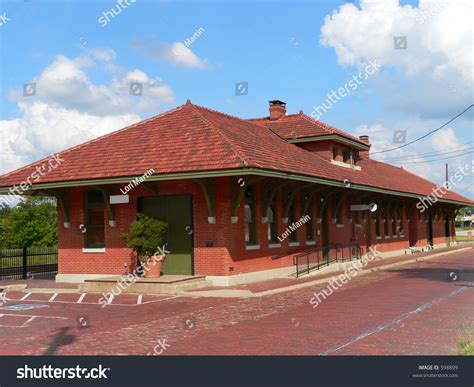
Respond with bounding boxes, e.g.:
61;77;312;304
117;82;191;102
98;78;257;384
0;246;58;280
293;243;361;278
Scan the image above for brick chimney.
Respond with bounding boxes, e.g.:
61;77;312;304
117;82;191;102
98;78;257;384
269;100;286;120
358;135;370;159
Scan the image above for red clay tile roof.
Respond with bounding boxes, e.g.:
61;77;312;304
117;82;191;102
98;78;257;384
0;102;471;205
247;112;369;147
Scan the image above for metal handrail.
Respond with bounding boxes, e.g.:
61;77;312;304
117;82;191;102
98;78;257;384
293;242;361;277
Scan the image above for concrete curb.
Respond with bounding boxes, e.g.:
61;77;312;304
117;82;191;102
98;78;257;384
21;288;78;294
369;247;472;272
0;284;27;292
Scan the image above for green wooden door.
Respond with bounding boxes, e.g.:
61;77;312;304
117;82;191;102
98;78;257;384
139;195;193;275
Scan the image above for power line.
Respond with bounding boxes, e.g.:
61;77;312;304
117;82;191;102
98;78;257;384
391;150;473;164
376;146;474;163
377;147;474;163
376;141;474;162
369;104;474;156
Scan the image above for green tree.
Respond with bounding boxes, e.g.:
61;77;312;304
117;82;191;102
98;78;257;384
0;196;57;248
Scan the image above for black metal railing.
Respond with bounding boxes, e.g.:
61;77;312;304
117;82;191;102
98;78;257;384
0;246;58;280
293;242;361;278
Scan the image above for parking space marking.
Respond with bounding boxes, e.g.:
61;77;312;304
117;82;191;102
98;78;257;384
24;316;37;325
20;293;31;301
0;313;68;328
141;295;179;305
49;293;58;302
4;292;180;307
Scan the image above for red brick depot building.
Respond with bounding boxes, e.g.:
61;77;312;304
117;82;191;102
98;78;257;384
0;100;471;285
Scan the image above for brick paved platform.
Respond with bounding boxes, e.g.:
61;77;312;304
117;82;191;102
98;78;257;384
0;246;472;355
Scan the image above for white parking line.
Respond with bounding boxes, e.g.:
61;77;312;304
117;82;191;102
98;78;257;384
141;295;179;305
0;313;67;320
20;293;31;301
319;286;468;355
0;313;68;328
24;316;37;325
4;292;179;307
49;293;58;302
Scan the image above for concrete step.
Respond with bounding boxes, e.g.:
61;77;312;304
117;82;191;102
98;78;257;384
19;287;78;294
79;276;210;295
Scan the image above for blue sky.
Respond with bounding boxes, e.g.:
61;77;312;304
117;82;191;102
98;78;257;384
0;0;473;198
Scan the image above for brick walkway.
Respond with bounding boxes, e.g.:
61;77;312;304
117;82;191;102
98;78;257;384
187;244;471;294
0;246;471;355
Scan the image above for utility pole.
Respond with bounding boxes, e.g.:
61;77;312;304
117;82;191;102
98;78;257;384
445;163;449;189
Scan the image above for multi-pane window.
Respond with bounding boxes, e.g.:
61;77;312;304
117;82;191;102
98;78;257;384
375;212;381;238
244;186;257;245
392;211;398;236
267;203;278;244
384;212;390;237
288;196;298;242
398;208;404;236
332;147;338;160
343;150;350;163
303;193;314;241
85;190;105;248
333;195;343;224
353;150;361;164
353;210;360;225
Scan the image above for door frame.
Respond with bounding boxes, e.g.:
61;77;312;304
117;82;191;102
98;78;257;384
426;211;434;247
408;207;418;247
444;213;451;247
137;194;195;275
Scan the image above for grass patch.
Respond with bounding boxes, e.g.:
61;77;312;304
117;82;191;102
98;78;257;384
0;248;57;269
456;236;473;242
458;339;474;355
455;227;474;231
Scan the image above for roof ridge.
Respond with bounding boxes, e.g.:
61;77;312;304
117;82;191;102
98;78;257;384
188;104;250;167
191;103;277;131
0;104;187;180
299;113;366;144
246;113;302;121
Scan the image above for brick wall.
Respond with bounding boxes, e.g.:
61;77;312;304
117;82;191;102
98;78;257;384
57;177;455;277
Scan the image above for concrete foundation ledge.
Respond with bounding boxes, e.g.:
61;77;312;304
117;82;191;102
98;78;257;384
56;274;118;284
374;243;447;259
206;266;295;287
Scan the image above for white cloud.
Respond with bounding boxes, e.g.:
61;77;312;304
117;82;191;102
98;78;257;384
430;127;462;151
0;49;175;175
132;36;207;69
0;103;138;174
321;0;473;118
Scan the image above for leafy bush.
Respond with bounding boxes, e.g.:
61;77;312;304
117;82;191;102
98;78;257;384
122;213;168;262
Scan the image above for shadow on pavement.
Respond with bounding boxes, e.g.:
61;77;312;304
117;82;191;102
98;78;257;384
42;327;76;355
388;266;474;284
